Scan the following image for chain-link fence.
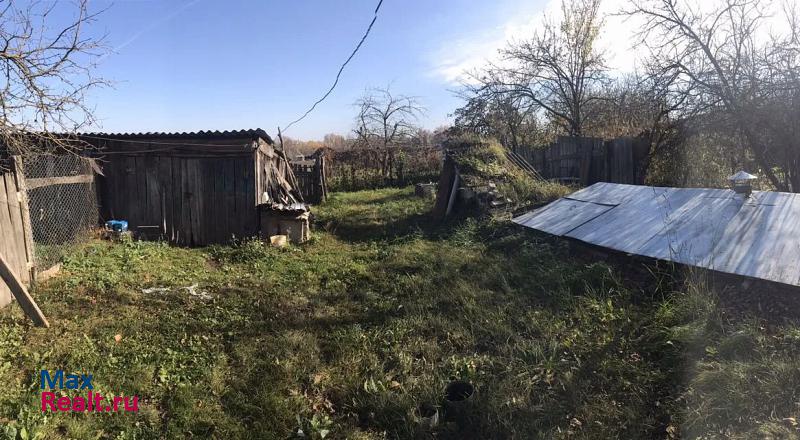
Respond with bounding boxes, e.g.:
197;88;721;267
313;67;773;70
22;154;98;270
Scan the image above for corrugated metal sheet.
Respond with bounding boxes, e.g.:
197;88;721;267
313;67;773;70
513;182;800;287
80;128;272;142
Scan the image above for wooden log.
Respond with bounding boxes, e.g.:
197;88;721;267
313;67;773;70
0;252;49;327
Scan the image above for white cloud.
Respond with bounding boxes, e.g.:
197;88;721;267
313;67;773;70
429;0;649;85
429;2;553;84
430;0;797;86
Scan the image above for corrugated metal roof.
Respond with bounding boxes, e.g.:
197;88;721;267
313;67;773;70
513;182;800;287
79;129;273;143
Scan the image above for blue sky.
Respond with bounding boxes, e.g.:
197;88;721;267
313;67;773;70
75;0;556;140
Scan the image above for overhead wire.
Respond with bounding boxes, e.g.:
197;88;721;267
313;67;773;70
281;0;384;134
81;0;386;146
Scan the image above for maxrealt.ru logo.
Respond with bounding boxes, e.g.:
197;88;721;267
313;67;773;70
40;370;139;412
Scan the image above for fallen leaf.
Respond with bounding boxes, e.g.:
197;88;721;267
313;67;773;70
114;334;122;343
666;424;678;438
313;373;328;385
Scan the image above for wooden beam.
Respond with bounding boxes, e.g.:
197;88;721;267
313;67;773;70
26;174;93;190
12;157;35;282
445;170;460;218
0;252;49;327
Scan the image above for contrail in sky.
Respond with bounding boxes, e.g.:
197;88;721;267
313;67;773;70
101;0;202;60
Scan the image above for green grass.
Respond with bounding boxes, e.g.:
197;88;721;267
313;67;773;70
0;186;797;439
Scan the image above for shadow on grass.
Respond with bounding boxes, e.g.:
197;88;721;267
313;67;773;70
316;187;507;245
314;188;437;243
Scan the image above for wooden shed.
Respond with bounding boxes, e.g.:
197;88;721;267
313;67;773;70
85;129;305;246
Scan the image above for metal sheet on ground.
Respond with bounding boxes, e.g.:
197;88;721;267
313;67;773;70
566;186;673;253
566;182;658;206
514;182;800;287
512;198;616;236
705;193;800;286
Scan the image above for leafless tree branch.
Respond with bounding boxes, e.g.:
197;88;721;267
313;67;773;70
0;0;108;160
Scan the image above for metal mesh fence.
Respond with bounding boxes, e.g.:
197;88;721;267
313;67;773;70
22;154;98;270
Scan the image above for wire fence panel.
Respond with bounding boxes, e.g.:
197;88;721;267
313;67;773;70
22;155;98;271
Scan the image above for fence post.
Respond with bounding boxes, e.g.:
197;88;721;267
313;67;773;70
311;157;322;203
11;156;35;283
579;139;593;185
319;156;328;201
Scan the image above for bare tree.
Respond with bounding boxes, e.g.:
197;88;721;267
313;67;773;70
353;87;425;149
323;133;348;151
630;0;800;191
352;87;425;179
452;84;551;151
481;0;608;136
0;0;107;158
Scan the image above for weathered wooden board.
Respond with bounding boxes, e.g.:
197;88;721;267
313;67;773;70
0;164;33;307
0;252;48;327
220;158;234;243
0;174;18;306
26;174;94;190
4;173;28;278
513;182;800;287
515;136;648;185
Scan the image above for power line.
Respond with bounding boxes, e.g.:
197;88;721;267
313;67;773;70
281;0;384;133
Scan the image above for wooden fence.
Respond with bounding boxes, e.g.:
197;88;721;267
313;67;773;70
517;136;650;185
0;154;97;309
291;155;328;204
0;158;34;307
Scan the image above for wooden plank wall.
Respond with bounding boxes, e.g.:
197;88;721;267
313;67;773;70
99;154;257;246
290;157;327;204
518;136;649;185
0;161;33;307
291;163;315;201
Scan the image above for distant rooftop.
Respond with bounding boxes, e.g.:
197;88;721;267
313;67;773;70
513;182;800;287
